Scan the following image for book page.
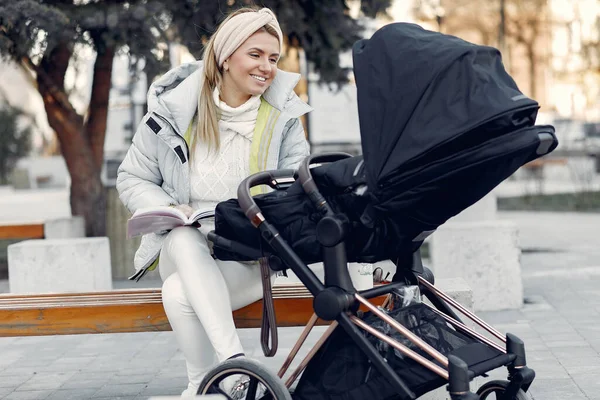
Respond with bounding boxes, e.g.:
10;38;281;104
188;207;215;224
127;205;217;238
131;206;187;221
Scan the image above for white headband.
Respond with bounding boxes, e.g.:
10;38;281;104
213;8;283;67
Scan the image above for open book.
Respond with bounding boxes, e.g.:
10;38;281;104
127;206;215;238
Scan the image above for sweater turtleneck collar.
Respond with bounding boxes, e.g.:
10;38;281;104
213;88;261;140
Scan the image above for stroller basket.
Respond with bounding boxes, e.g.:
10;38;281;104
368;303;513;394
294;302;514;400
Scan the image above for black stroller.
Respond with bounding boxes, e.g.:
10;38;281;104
198;23;557;400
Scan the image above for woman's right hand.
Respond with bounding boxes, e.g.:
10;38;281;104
173;204;194;218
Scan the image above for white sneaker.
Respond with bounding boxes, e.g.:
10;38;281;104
220;373;266;399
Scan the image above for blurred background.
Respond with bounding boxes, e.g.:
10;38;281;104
1;0;599;280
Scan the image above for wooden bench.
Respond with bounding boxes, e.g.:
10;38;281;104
0;222;45;240
0;283;310;336
0;222;330;336
523;157;568;169
0;222;384;336
0;218;84;241
0;283;387;337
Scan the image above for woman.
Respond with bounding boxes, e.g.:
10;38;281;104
116;7;311;397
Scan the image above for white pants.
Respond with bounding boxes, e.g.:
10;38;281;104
159;225;272;389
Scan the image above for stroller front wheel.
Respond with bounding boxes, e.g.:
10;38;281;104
197;358;292;400
476;379;531;400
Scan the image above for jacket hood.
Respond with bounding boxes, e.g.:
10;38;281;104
147;60;312;136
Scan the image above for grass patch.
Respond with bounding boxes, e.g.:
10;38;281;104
420;242;429;259
498;191;600;212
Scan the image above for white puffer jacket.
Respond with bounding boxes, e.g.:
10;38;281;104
117;61;312;278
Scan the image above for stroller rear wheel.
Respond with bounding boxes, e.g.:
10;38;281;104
476;380;531;400
197;358;292;400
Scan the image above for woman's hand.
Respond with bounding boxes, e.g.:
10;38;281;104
173;204;194;218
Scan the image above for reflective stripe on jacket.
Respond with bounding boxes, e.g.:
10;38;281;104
116;61;311;278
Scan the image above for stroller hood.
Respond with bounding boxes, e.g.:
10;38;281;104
352;23;540;190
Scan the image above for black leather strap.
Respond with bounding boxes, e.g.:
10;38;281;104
259;257;278;357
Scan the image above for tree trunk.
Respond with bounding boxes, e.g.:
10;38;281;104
86;47;115;170
36;44;113;237
40;93;105;236
70;169;106;238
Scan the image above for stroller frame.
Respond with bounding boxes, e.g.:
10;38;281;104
209;153;536;400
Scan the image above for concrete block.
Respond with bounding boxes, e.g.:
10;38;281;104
7;237;112;294
430;277;474;312
0;188;70;222
430;220;522;311
9;168;30;189
277;261;374;290
43;217;85;239
450;191;497;223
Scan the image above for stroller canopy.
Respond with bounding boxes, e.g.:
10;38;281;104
352;23;539;191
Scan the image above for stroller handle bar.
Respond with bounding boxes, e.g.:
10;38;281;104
237;169;296;227
237;153;353;226
297;152;353;214
236;152;353;227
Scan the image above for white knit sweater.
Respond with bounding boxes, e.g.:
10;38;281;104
189;90;261;210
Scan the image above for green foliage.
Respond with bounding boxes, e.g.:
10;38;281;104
167;0;390;85
0;1;69;61
498;191;600;212
0;0;390;86
0;105;31;184
0;0;170;78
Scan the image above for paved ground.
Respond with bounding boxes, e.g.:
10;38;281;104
1;210;600;399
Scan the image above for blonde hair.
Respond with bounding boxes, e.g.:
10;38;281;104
196;7;281;153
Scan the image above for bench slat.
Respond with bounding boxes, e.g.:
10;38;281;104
0;287;387;336
0;224;44;240
524;158;568;168
0;288;162;299
0;297;321;335
0;284;310;301
0;285;311;307
0;302;171;335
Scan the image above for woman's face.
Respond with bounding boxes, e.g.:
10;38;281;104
222;30;280;98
